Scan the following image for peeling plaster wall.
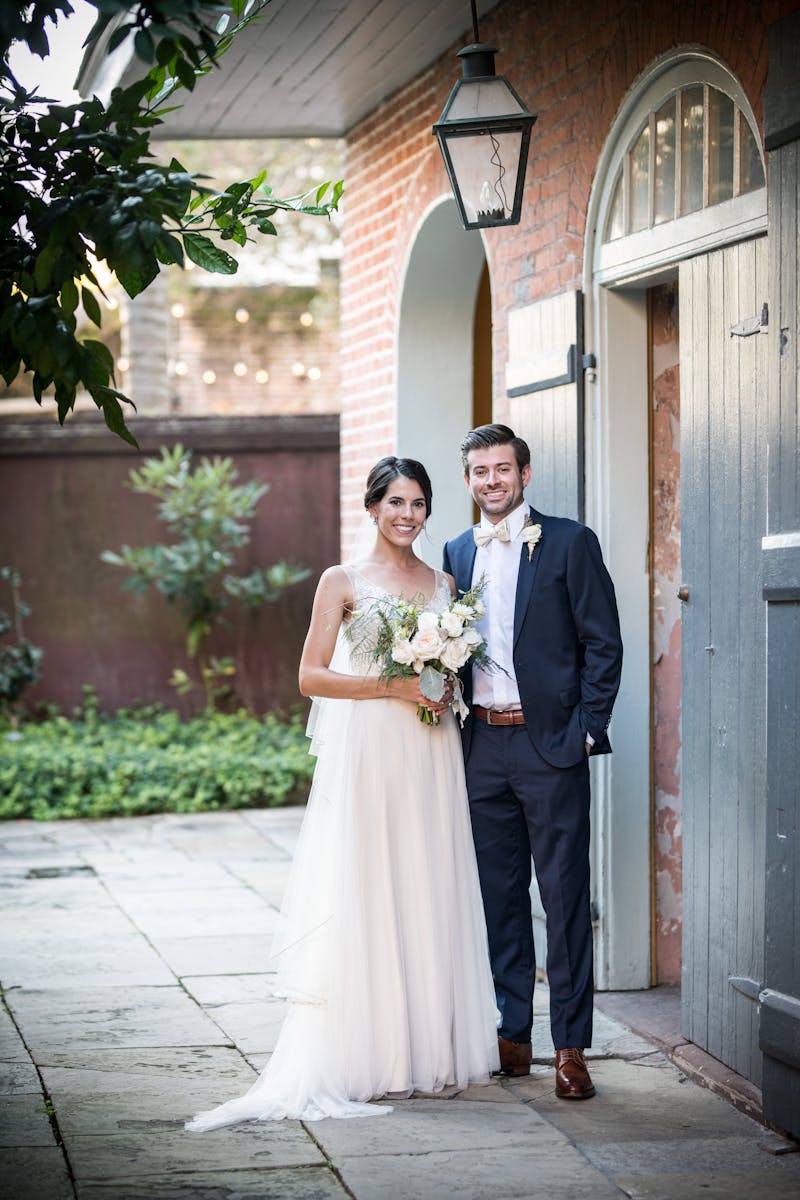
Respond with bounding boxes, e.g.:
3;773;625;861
650;282;682;984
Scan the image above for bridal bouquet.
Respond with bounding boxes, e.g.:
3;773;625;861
347;578;491;725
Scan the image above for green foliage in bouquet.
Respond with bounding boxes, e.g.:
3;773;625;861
102;444;310;712
0;689;314;820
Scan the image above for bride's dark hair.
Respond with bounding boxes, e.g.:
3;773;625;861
364;457;433;518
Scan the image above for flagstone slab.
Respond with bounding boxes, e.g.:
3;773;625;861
0;1059;41;1094
100;862;239;895
66;1120;324;1183
0;933;176;989
177;979;287;1055
0;1146;73;1200
224;861;293;906
37;1045;249;1080
334;1141;622;1200
76;1165;348;1200
1;907;139;941
149;933;274;978
8;987;227;1056
581;1135;800;1178
0;1092;57;1147
121;889;279;941
0;1004;31;1061
312;1096;562;1160
528;1059;756;1144
0;877;117;911
613;1168;800;1199
41;1050;257;1139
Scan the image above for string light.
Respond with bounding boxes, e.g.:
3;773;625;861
307;366;321;381
255;369;269;384
117;357;130;373
299;311;313;327
174;361;188;376
202;370;216;384
233;362;248;377
235;307;250;324
291;361;305;377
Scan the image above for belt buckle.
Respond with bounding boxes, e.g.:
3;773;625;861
486;709;499;725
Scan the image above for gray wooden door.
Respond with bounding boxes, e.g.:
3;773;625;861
679;237;768;1086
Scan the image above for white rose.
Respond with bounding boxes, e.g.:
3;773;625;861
416;611;440;634
411;627;446;662
391;639;416;666
452;603;474;620
439;636;471;671
440;611;464;638
462;627;483;648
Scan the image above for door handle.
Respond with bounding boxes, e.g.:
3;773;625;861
677;585;689;602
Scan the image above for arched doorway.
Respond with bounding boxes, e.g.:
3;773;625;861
585;51;768;1083
396;198;490;562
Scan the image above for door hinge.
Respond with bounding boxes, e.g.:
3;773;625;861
729;975;762;1001
730;302;768;337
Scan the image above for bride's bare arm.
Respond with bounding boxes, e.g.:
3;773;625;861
298;567;445;708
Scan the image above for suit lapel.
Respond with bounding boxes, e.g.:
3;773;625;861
456;531;478;593
513;507;542;647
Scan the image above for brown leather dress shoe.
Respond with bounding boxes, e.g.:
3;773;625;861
554;1048;595;1099
498;1036;532;1076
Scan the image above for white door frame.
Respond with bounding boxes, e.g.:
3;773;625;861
583;51;767;991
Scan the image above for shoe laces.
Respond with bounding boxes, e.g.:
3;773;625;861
557;1048;586;1065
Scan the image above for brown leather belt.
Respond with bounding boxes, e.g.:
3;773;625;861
474;705;526;726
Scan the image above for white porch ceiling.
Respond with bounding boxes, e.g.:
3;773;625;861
81;0;500;139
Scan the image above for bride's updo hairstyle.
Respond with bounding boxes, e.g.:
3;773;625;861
364;457;433;519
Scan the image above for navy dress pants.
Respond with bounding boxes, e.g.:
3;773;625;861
465;719;594;1050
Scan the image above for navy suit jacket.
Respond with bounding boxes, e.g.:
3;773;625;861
442;508;623;770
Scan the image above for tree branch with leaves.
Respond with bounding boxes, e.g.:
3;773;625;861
0;1;342;445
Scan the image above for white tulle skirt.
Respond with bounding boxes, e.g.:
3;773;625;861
186;652;499;1130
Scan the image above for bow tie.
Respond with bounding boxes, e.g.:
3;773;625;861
474;519;511;548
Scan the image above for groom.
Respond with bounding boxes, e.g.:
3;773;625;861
443;424;622;1100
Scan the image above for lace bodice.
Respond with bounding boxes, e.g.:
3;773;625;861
341;566;452;674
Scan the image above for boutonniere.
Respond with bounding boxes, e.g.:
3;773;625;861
520;519;543;562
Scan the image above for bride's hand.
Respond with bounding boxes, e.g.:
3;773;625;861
389;674;453;715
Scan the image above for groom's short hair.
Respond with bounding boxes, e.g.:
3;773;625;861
461;424;531;476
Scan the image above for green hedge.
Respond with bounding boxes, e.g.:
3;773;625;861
0;702;315;821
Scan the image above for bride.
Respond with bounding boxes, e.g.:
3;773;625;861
186;456;499;1130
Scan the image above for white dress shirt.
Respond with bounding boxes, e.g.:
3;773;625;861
471;501;529;710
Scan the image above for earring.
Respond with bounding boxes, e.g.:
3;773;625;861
371;515;377;525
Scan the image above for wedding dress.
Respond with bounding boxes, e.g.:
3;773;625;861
186;567;499;1129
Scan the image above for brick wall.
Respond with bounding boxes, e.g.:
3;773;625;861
340;0;792;542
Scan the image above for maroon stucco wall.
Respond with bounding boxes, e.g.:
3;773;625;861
0;414;339;716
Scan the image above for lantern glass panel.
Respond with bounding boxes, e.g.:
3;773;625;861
446;77;525;121
445;127;525;223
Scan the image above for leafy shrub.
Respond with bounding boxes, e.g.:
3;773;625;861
0;698;314;821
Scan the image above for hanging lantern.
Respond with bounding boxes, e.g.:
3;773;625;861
433;37;536;231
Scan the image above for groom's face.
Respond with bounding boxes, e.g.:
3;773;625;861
464;445;531;523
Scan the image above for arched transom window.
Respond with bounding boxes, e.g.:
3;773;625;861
591;55;767;285
605;84;765;242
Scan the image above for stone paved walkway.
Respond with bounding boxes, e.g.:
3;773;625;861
1;809;798;1199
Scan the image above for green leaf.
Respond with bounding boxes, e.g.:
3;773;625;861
98;392;138;449
60;278;79;318
134;29;155;65
182;234;238;275
34;246;55;291
84;339;114;376
81;287;102;327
